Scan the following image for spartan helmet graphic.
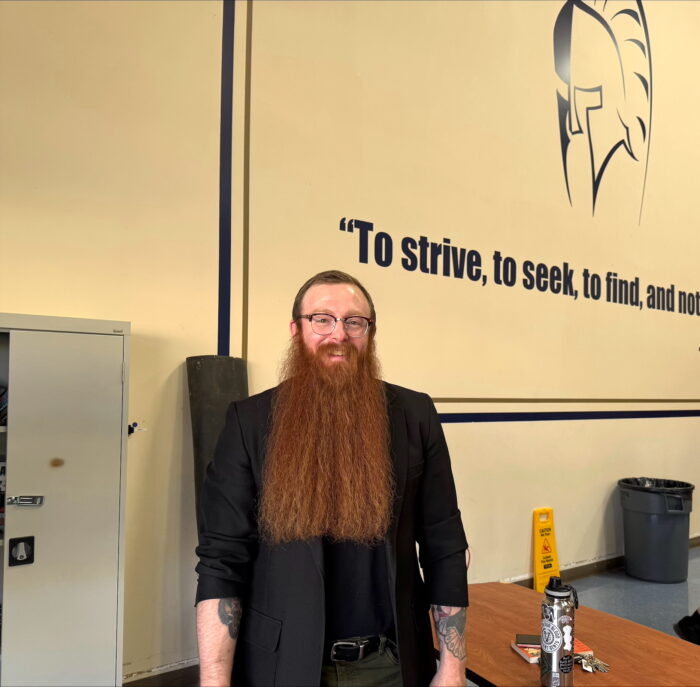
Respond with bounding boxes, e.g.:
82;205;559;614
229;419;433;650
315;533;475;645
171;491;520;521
554;0;652;220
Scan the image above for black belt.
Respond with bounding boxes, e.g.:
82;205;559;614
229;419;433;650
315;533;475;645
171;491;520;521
327;636;382;662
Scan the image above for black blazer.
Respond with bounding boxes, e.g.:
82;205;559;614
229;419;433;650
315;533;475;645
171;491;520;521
196;382;468;687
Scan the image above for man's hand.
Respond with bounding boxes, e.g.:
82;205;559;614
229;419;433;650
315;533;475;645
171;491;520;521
430;605;467;687
196;597;242;687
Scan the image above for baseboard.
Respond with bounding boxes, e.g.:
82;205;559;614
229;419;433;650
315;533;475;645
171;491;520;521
124;660;199;687
126;664;198;687
513;537;700;589
512;554;625;588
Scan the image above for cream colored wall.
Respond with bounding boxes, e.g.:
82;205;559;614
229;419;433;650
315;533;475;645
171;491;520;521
1;0;699;681
445;416;700;583
240;0;700;584
0;0;221;679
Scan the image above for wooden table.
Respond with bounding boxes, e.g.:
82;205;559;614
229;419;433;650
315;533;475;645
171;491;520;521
465;582;700;687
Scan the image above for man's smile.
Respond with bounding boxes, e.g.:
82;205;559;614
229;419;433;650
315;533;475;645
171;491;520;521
319;345;352;363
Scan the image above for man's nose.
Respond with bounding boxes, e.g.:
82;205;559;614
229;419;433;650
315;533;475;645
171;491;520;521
329;319;349;341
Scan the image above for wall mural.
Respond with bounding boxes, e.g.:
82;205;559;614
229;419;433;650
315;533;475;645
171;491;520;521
554;0;651;221
240;1;700;399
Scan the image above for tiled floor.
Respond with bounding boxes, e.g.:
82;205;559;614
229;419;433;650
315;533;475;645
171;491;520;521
573;546;700;637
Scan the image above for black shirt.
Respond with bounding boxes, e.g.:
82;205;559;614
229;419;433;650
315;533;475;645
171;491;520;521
323;538;395;641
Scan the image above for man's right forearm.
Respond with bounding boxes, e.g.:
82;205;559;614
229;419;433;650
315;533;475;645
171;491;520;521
196;597;242;687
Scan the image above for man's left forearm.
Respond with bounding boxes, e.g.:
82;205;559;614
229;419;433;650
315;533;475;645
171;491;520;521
431;605;467;686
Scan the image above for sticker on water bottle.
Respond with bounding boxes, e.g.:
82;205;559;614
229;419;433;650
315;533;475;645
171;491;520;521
541;620;562;652
559;655;573;673
562;624;573;651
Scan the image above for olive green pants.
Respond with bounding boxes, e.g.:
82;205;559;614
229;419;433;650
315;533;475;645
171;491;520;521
320;639;402;687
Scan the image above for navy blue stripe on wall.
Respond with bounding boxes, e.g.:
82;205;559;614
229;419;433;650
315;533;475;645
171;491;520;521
218;0;235;356
439;410;700;423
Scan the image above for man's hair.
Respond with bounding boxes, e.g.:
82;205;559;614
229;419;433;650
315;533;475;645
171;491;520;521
291;270;376;321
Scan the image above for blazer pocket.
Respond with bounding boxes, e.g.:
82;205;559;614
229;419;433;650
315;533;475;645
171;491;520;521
407;462;424;479
240;607;282;653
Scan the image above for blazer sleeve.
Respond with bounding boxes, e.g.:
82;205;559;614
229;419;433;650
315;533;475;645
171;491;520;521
416;393;469;608
195;400;259;604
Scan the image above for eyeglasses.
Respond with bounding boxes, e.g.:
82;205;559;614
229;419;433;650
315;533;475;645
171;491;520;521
299;313;374;338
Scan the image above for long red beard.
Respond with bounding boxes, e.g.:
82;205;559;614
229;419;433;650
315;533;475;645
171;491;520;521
259;336;393;544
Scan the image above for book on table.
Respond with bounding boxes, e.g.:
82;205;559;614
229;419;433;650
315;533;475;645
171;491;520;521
511;636;594;663
511;642;540;663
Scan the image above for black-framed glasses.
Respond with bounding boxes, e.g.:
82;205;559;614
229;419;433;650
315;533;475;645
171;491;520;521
299;313;374;338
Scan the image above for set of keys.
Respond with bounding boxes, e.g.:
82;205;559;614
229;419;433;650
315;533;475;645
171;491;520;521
574;654;610;673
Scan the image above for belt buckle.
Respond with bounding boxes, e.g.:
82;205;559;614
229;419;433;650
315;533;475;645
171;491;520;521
330;639;369;662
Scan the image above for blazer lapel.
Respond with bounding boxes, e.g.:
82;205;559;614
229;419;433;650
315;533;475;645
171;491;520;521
386;383;408;531
384;383;406;627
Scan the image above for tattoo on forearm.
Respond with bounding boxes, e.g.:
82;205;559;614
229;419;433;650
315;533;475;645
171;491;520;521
218;597;243;640
432;605;467;661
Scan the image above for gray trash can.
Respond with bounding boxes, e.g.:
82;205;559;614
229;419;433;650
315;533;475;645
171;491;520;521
618;477;694;583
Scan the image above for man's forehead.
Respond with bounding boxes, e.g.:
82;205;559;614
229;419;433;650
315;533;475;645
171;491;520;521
301;283;370;313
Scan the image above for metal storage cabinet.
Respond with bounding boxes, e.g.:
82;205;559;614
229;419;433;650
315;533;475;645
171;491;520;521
0;314;129;687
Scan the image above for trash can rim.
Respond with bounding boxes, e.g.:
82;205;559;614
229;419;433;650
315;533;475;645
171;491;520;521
618;477;695;494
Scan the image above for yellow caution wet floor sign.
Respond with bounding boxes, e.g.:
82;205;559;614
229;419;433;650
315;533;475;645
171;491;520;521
533;507;560;593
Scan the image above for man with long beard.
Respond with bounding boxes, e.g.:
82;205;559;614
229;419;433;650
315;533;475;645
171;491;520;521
195;271;468;687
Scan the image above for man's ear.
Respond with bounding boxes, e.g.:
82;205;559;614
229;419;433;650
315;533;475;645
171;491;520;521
290;320;298;337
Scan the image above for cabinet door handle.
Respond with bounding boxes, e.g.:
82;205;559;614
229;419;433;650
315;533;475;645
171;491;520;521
6;495;44;506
